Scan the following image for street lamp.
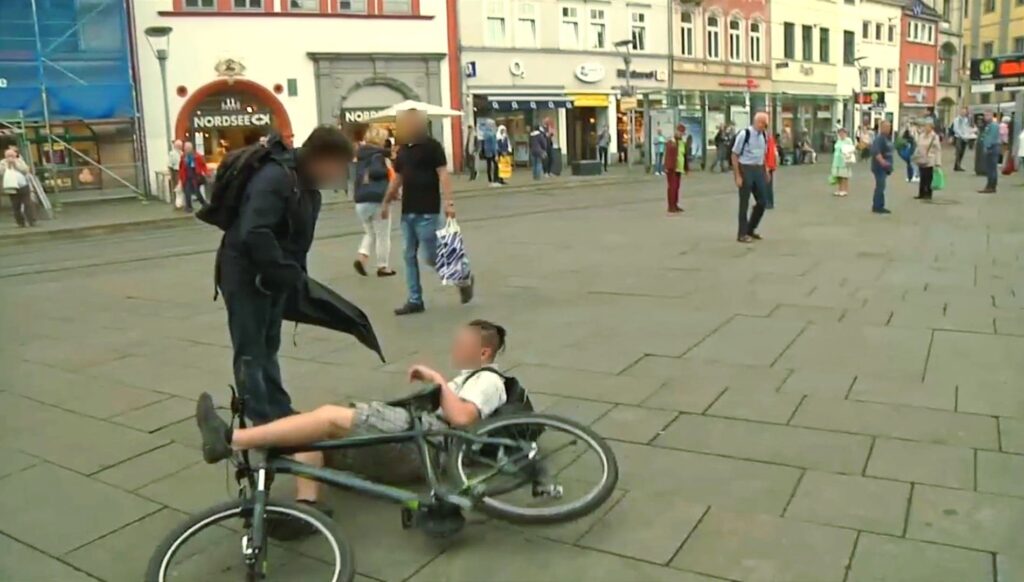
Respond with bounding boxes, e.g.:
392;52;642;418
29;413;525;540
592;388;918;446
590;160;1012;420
853;56;867;131
614;39;635;171
144;25;174;187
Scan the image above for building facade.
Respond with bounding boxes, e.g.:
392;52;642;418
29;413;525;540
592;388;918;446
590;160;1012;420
964;0;1024;108
924;0;965;126
457;0;671;165
132;0;457;194
845;1;904;131
0;0;144;201
899;0;942;122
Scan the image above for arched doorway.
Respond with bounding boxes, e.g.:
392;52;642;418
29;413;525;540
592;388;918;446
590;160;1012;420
175;79;293;163
337;77;418;125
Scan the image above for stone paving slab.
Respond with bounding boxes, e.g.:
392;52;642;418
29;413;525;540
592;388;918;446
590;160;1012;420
785;471;909;535
865;438;975;490
776;323;931;381
671;509;856;582
705;387;803;424
578;492;707;564
0;446;38;479
108;397;195;432
511;364;662;405
976;450;1024;498
906;485;1024;554
1000;417;1024;454
925;331;1024;389
847;533;995;582
93;443;203;491
847;375;956;410
589;405;677;443
0;533;98;582
63;508;189;582
778;369;856;397
791;397;999;449
957;379;1024;418
655;414;872;474
685;316;805;367
0;463;160;555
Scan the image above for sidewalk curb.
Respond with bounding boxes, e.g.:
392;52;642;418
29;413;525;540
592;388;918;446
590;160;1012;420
1;173;654;244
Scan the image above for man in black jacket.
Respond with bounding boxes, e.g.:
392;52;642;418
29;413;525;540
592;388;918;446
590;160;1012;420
216;127;353;525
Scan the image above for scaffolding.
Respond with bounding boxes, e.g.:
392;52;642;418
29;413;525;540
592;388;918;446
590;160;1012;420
0;0;145;202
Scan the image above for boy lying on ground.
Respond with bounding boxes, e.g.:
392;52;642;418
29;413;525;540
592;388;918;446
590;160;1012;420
196;319;508;464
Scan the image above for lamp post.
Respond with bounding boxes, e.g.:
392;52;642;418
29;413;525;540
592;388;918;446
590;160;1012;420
144;26;174;181
852;56;867;132
614;39;635;172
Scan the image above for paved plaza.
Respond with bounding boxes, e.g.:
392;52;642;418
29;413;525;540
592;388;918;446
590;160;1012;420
1;160;1023;581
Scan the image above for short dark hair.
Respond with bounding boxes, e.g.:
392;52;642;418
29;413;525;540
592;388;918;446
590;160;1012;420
467;319;507;357
301;126;354;160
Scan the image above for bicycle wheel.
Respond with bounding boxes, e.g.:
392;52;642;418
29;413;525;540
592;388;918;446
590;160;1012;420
146;499;355;582
447;413;618;524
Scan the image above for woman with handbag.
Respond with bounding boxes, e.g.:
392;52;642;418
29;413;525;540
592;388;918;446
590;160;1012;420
352;127;396;278
496;125;512;185
1;147;36;227
912;122;942;201
830;128;856;197
178;141;209;212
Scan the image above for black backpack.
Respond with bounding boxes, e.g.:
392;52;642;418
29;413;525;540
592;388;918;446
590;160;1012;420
196;144;291;231
464;367;534;418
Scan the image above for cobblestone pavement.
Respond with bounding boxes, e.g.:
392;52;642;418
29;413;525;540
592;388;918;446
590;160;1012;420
1;161;1022;581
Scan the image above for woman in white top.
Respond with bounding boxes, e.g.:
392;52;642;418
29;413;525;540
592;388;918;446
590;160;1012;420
1;147;36;227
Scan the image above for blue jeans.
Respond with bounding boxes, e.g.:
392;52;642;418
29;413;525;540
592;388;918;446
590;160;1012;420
531;154;543;179
985;147;1000;189
872;168;888;211
904;160;918;182
655;151;665;174
400;213;441;306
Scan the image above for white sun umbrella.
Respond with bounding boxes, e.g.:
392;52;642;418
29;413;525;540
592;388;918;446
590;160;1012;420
368;100;463;122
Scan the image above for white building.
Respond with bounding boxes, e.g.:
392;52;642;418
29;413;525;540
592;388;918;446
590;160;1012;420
845;0;905;130
457;0;671;165
132;0;456;192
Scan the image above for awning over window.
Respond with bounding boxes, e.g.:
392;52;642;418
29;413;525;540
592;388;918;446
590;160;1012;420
485;96;574;112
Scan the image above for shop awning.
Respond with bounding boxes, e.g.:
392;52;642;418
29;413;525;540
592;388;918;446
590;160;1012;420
485;96;574;112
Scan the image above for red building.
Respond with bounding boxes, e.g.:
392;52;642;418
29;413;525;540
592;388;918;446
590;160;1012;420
898;0;942;123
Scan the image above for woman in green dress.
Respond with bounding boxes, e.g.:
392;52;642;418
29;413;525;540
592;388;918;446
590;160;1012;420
831;128;856;197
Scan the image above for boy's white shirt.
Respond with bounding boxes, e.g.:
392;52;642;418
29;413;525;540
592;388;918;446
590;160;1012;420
445;365;506;419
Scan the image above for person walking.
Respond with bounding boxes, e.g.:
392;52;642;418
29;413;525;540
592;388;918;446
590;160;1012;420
597;126;611;172
870;120;894;214
979;111;1001;194
481;124;498;186
543;121;555;177
529;125;546;180
681;126;694;175
1;147;36;227
713;125;729;172
732;112;770;243
496;125;512;185
952;107;974;172
764;129;778;210
464;125;478;181
663;124;684;214
912;121;942;200
898;125;919;183
178;141;209;212
831;128;855;197
352;127;396;278
653;128;666;175
382;110;474;316
168;139;183;198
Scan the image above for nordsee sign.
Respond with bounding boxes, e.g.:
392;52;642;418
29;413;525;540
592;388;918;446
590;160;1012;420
193;113;272;128
574;63;606;83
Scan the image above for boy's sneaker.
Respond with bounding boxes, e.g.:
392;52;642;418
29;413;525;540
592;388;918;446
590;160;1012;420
196;393;232;464
267;501;335;541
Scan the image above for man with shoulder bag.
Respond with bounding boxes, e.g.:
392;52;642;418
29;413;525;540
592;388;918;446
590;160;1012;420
1;147;36;227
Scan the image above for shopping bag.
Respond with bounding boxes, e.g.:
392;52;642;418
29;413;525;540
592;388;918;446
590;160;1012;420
828;174;838;186
1002;155;1016;176
434;218;472;286
931;167;946;191
174;185;184;209
498;155;513;180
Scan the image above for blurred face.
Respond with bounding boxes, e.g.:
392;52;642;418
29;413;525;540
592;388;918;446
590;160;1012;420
183;142;194;153
304;155;349;188
754;113;768;131
4;149;16;162
451;326;491;369
397;111;427;142
880;121;892;135
838;129;848;140
960;108;968;117
985;112;994;123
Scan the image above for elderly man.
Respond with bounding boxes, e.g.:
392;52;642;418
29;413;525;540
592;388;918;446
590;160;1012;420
731;112;771;243
178;141;209;211
168;139;183;196
870;121;894;214
979;112;1000;194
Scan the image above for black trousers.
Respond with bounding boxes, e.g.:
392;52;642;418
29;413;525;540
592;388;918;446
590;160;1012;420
954;139;967;169
7;186;35;226
598;147;609;170
917;165;934;199
223;283;292;424
484;156;498;183
465;153;477;180
738;165;768;238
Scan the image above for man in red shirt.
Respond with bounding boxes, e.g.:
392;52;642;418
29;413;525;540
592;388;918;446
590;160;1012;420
178;141;209;212
663;124;684;215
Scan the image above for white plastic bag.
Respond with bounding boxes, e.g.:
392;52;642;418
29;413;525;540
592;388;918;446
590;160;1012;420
435;218;472;286
174;185;184;209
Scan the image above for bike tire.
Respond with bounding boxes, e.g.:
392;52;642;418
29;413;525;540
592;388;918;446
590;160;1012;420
145;498;355;582
447;413;618;525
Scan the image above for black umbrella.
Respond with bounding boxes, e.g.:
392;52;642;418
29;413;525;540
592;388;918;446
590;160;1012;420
282;276;385;362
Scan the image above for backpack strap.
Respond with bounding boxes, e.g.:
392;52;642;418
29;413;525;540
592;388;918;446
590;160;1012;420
464;366;506;383
738;129;750;157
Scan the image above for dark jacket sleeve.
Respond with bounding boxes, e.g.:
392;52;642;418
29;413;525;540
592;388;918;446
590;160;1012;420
237;166;303;292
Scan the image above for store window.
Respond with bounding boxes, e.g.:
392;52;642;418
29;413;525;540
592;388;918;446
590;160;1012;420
784;22;795;60
184;0;215;8
706;15;721;60
561;6;581;49
819;27;830;63
802;25;813;61
381;0;412;14
338;0;366;13
843;30;855;64
680;12;695;57
486;1;507;46
289;0;318;10
631;12;647;51
749;21;763;63
589;8;606;49
728;18;743;62
516;3;538;48
233;0;261;9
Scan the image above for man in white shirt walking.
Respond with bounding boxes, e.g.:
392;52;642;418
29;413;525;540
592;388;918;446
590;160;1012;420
168;139;183;196
952;108;975;172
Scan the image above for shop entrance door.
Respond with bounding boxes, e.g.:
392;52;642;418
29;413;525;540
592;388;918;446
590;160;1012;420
567;107;597;162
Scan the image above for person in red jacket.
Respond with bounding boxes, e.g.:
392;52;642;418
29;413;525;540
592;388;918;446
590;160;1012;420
178;141;210;212
764;131;779;209
663;124;684;214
